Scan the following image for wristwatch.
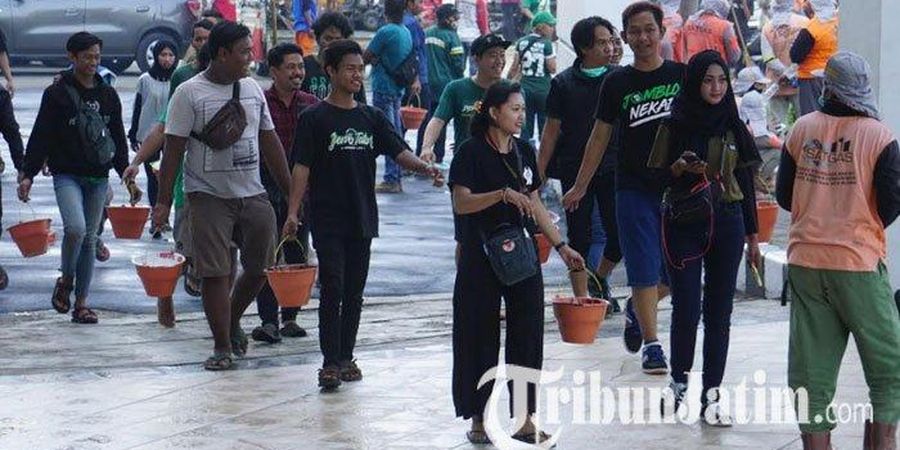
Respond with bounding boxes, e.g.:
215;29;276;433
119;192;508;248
553;240;567;251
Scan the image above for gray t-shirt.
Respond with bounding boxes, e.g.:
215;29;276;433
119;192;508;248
165;73;274;199
135;73;170;142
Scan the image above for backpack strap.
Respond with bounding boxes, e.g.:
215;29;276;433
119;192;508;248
62;83;82;111
232;81;240;100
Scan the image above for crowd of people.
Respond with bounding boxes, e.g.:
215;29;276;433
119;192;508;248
0;0;898;448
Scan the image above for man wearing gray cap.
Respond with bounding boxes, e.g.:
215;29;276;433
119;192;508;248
776;51;900;450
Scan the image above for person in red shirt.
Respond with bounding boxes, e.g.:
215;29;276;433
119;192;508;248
253;43;319;344
212;0;238;22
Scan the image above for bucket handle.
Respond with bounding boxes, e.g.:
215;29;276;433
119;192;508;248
273;235;307;266
403;93;422;109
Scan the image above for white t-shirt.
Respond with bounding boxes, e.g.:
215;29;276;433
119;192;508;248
166;73;274;199
739;90;769;138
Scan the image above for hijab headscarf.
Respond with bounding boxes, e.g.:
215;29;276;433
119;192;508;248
823;51;879;119
148;40;178;82
669;50;760;163
659;0;681;17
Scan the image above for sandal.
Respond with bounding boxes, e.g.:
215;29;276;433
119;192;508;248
466;430;491;445
183;271;201;297
231;326;248;358
318;366;342;390
511;430;554;446
71;307;98;324
0;266;7;291
203;352;234;371
51;277;73;314
95;240;110;262
339;360;363;382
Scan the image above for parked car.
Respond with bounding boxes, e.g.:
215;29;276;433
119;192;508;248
0;0;197;73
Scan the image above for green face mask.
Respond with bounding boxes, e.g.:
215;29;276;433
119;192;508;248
581;65;608;78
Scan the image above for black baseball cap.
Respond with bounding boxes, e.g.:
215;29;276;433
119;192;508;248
471;34;512;56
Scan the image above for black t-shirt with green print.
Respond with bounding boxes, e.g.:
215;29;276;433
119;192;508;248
595;60;684;194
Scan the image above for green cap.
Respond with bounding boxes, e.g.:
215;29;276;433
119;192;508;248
532;11;557;28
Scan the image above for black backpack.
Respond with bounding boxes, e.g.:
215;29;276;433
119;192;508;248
64;84;115;166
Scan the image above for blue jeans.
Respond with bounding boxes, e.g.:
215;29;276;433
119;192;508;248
373;91;403;184
53;174;109;299
666;202;745;398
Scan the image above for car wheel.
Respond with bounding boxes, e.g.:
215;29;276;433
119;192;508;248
136;31;179;73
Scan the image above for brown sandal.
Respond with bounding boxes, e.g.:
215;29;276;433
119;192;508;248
71;307;98;324
51;277;73;314
318;366;342;390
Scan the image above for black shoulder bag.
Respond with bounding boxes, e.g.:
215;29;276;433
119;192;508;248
481;141;540;286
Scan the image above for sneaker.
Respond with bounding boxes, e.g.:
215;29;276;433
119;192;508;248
280;320;308;338
641;342;669;375
251;323;282;343
339;359;363;382
623;298;642;354
702;402;734;428
318;365;342;390
374;181;402;193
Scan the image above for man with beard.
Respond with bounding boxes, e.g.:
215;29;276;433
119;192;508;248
251;43;319;344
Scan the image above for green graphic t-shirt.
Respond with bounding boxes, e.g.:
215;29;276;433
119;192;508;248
520;0;549;34
434;77;487;148
595;60;684;193
515;34;554;98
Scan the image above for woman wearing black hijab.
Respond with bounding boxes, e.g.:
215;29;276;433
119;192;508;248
648;50;762;426
129;40;178;235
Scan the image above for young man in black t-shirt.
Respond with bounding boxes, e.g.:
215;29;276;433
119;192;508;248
561;2;684;376
539;16;621;313
300;12;367;104
282;40;442;391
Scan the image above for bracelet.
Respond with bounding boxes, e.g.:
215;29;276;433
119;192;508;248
553;240;567;251
500;188;507;203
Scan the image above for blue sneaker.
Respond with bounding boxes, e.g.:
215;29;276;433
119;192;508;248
642;342;669;375
623;298;642;353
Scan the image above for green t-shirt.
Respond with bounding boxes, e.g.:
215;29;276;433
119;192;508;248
165;64;199;209
434;78;486;148
425;25;466;95
515;34;554;98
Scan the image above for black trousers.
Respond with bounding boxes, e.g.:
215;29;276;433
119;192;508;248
256;196;308;326
314;234;372;367
452;241;544;419
143;161;159;207
559;171;622;264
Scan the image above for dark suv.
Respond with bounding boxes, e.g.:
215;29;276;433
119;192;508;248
0;0;197;73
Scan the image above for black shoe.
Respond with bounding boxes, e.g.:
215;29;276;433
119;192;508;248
251;323;282;343
280;320;307;338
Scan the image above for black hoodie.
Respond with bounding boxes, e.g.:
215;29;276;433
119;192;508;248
23;70;128;180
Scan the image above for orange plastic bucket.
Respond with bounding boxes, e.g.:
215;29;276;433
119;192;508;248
107;205;150;239
7;218;52;258
133;252;185;297
535;233;552;264
400;94;427;130
265;237;317;308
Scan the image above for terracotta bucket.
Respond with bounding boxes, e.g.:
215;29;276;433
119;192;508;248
133;251;185;297
756;201;779;243
7;218;52;258
552;297;609;344
535;233;552;264
107;205;150;239
400;94;427;130
265;237;317;308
